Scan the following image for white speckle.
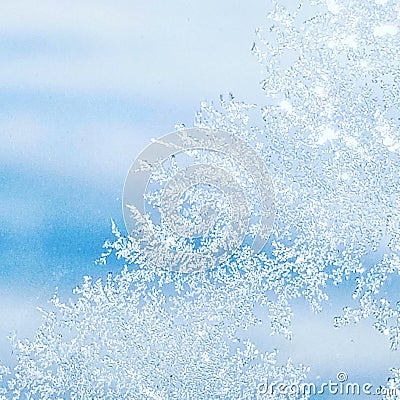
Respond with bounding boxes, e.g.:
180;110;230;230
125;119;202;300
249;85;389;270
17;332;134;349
344;136;358;148
343;34;357;48
166;236;176;246
314;86;326;96
373;24;399;37
326;0;340;14
317;126;338;144
279;100;293;113
388;143;400;153
341;172;350;181
383;136;395;146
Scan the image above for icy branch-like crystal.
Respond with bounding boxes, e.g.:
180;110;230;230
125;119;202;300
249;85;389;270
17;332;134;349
2;0;400;397
122;127;275;272
252;0;400;350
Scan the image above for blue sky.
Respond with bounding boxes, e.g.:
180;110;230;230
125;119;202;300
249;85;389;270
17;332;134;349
0;0;398;392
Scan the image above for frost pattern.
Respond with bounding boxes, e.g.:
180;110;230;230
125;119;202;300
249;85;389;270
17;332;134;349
251;0;400;350
1;0;400;397
0;264;309;399
122;127;275;273
384;368;400;400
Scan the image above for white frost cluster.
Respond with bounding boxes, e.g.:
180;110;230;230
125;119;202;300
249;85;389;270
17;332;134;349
122;126;275;273
0;257;309;399
252;0;400;349
1;0;400;398
383;368;400;400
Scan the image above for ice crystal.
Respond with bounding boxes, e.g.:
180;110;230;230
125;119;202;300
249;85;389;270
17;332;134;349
0;268;309;399
1;0;400;397
251;0;400;349
384;368;400;400
122;126;275;273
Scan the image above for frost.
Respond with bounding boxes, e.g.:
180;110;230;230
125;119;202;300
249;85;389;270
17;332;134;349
122;126;275;273
383;368;400;399
333;254;400;350
0;268;309;399
2;0;400;397
251;0;400;350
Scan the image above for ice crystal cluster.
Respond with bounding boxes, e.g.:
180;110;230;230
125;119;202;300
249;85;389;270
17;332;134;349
1;0;400;398
384;368;400;400
251;0;400;348
0;267;309;399
121;127;275;273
